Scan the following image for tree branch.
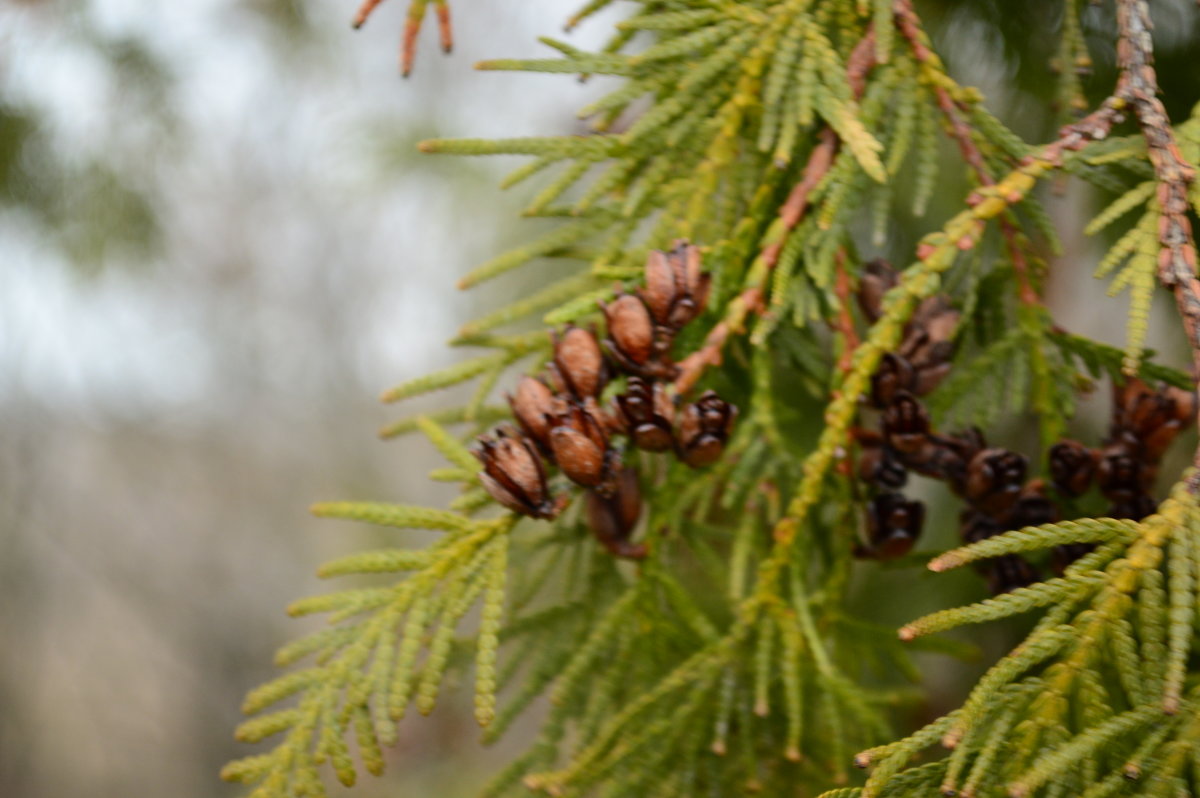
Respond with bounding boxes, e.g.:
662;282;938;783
673;32;877;394
1113;0;1200;482
894;0;1042;307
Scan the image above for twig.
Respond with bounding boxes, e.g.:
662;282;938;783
894;0;1041;307
352;0;386;28
673;33;877;394
833;250;859;375
436;2;453;53
768;95;1125;560
1112;0;1200;482
672;125;843;395
353;0;454;77
673;287;763;395
780;128;839;231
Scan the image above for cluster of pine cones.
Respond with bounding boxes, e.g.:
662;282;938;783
1047;377;1195;563
472;242;737;558
854;260;1196;594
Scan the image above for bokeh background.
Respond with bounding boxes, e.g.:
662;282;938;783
0;1;1196;797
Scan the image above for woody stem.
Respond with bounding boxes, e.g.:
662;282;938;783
1112;0;1200;484
893;0;1041;307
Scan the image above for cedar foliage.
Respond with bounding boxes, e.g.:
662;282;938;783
223;1;1200;796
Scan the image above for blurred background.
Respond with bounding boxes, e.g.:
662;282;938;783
0;1;1196;797
0;1;629;795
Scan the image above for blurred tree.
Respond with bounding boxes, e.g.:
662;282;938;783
0;24;170;273
0;2;556;798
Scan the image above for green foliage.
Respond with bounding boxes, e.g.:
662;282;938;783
228;2;1200;797
858;486;1200;798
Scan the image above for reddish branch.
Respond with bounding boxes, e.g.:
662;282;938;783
673;288;762;395
833;250;860;374
901;0;1200;484
780;128;841;236
353;0;453;77
845;25;879;98
673;33;878;394
437;4;453;53
894;0;1042;307
1112;0;1200;483
351;0;384;27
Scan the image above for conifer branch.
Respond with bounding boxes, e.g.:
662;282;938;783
894;0;1041;307
675;124;843;393
769;95;1122;558
228;3;1200;797
1111;0;1200;483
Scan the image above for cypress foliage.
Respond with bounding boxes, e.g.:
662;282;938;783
224;1;1200;796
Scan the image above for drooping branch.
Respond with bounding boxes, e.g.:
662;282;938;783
768;96;1125;549
672;126;839;394
673;33;877;394
894;0;1042;307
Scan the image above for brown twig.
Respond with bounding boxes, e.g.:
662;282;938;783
436;2;453;53
352;0;386;28
894;0;1042;307
833;250;860;374
672;126;843;394
353;0;454;77
673;33;878;394
400;15;421;77
846;24;879;98
779;128;839;231
1112;0;1200;488
673;288;764;395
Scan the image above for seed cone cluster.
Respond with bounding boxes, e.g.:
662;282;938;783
473;241;737;558
852;260;966;566
1046;377;1196;568
854;261;1197;594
